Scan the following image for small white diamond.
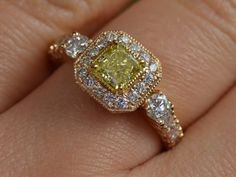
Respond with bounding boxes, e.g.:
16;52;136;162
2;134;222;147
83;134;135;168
116;97;128;109
119;35;130;44
168;123;181;141
130;43;141;53
96;38;108;49
77;68;87;78
128;91;139;103
93;84;105;98
103;93;116;107
140;52;150;63
80;56;92;66
150;63;158;72
106;32;118;42
84;76;94;88
89;47;99;57
144;73;154;84
65;36;89;58
136;82;146;94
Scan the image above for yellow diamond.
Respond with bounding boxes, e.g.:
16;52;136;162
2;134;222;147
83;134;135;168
91;44;145;92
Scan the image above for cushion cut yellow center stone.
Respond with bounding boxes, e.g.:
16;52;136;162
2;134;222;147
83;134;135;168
91;44;145;92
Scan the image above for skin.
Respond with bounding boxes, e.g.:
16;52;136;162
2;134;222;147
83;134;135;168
0;0;236;176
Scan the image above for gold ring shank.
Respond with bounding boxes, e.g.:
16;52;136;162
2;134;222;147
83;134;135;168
49;31;183;148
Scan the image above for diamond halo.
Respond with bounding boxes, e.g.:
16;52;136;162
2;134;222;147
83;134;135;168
74;31;162;112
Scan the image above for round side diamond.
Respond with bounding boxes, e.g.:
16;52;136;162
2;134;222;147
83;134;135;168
65;36;89;58
146;93;172;123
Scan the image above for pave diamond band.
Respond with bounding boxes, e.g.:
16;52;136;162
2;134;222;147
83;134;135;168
49;31;183;148
144;91;183;147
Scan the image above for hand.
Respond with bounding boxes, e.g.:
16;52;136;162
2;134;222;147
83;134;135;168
0;0;236;176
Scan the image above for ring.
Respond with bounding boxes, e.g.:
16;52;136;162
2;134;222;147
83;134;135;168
49;31;183;148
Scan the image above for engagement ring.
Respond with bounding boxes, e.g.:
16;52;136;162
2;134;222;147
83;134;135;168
49;31;183;148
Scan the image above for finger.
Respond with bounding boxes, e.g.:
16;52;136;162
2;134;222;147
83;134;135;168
2;0;236;176
133;85;236;177
0;0;130;112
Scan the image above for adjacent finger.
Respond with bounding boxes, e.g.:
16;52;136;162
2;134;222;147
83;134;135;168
0;0;130;112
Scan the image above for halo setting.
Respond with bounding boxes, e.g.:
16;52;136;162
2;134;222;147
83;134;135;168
74;31;162;112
